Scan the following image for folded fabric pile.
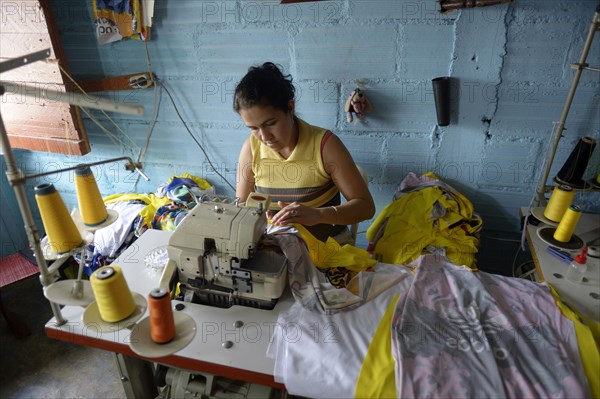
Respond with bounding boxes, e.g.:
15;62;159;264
268;255;597;398
77;173;214;276
366;172;482;269
266;266;413;398
151;174;215;230
383;255;595;398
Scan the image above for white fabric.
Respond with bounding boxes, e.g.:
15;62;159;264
93;202;146;257
266;264;413;398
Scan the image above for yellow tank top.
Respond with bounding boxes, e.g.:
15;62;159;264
250;118;339;209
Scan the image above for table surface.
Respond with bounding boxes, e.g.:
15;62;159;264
45;229;293;387
523;209;600;322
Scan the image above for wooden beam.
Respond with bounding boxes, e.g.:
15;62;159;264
79;73;154;93
7;134;90;155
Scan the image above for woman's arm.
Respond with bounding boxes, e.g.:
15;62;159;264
236;137;255;202
321;133;375;224
271;133;375;227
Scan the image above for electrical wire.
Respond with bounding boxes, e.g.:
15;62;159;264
511;245;521;277
136;39;159;165
515;262;537;280
480;234;521;243
79;107;127;148
511;241;536;280
144;39;155;84
136;82;159;164
58;38;235;192
129;39;160;190
57;64;140;154
157;79;236;192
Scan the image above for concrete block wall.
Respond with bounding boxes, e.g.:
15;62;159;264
6;0;599;251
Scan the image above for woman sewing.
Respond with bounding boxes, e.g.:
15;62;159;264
234;62;375;243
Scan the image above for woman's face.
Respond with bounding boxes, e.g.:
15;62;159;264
239;102;297;157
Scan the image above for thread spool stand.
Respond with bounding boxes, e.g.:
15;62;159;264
82;292;147;332
536;227;584;251
534;7;600;207
42;208;118;308
129;308;197;358
529;208;559;227
43;237;95;307
0;49;146;325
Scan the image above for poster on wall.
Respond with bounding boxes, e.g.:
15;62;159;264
92;0;153;44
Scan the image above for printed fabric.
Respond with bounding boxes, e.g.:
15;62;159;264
294;224;376;288
390;255;591;399
269;225;410;314
152;201;194;231
155;173;214;203
266;272;413;399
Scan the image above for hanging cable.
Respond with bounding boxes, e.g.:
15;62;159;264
136;39;159;165
144;39;155;86
136;82;159;164
57;64;140;154
79;107;127;148
157;79;236;193
125;39;160;190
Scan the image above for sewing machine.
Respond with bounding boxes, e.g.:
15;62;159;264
167;193;288;310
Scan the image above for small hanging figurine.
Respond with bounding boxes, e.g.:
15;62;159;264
344;88;372;123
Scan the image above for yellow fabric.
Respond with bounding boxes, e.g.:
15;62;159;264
366;172;481;269
250;118;338;209
103;174;212;227
103;193;170;227
548;284;599;398
355;295;400;399
295;224;376;272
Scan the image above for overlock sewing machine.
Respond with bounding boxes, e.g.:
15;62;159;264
167;193;288;310
160;194;288;398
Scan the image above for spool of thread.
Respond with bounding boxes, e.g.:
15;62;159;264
553;205;582;243
90;266;136;323
556;136;596;185
544;185;575;222
148;288;176;344
34;183;83;254
75;166;108;226
596;173;600;184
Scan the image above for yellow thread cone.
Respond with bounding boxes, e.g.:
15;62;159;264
90;266;136;323
544;185;575;222
35;183;83;254
75;166;108;226
553;205;582;243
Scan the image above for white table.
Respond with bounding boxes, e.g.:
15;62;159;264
45;229;293;395
522;209;600;322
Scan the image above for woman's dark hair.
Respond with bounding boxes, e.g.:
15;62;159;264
233;62;295;113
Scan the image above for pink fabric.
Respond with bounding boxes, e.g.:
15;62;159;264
392;255;589;399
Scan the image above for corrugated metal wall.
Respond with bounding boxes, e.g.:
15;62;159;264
5;0;599;253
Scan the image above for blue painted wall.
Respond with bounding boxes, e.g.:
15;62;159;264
8;0;600;251
1;157;30;257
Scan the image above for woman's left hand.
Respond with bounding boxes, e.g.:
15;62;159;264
268;201;320;226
